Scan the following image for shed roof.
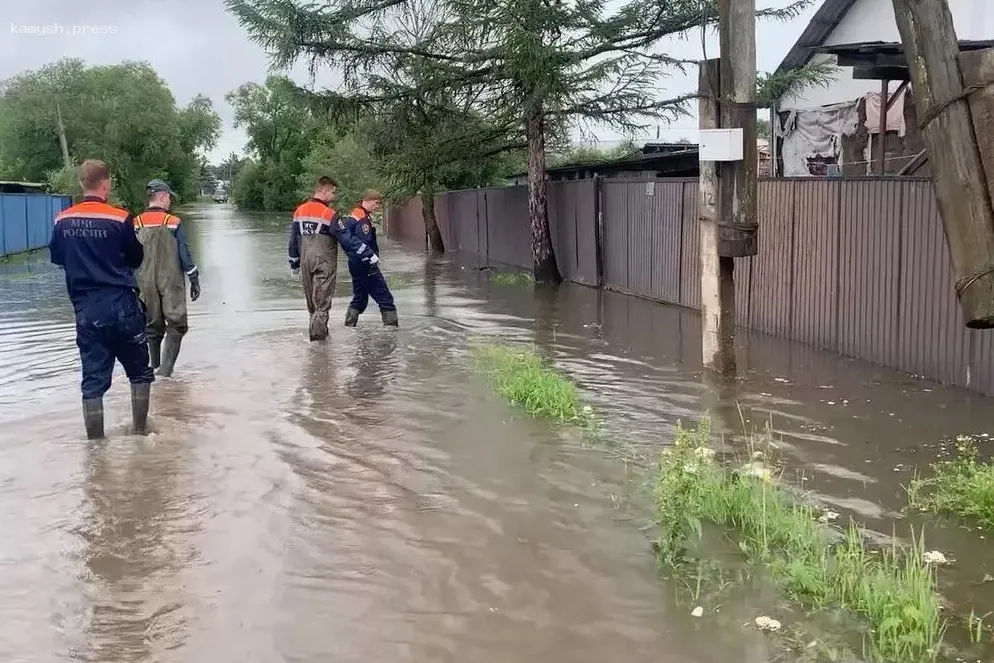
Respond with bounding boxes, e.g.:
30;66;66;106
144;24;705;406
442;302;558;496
508;147;700;180
813;39;994;80
774;0;859;77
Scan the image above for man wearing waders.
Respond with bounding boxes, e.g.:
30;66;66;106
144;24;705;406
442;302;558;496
49;159;154;439
288;176;375;340
134;179;201;377
344;189;398;327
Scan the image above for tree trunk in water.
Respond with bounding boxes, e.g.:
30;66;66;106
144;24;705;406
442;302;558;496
525;109;561;284
422;190;445;255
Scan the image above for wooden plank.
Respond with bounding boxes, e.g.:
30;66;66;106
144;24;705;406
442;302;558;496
891;0;994;327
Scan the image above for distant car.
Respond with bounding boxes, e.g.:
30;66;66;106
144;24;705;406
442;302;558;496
213;189;228;203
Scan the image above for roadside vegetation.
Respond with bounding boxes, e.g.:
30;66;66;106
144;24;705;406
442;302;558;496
489;270;535;287
906;434;994;530
469;342;592;423
655;419;945;663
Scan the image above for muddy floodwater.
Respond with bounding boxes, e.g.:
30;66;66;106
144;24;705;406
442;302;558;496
3;202;994;662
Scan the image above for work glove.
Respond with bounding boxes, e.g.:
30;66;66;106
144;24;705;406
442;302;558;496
189;274;201;302
366;254;380;266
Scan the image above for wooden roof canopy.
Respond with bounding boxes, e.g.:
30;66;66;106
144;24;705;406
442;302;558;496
813;39;994;81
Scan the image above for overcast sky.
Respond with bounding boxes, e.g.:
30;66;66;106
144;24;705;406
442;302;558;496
1;0;820;163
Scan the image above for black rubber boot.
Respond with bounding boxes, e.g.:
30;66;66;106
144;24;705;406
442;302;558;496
148;339;161;370
82;398;104;440
381;309;399;327
158;335;182;378
131;383;150;434
345;307;360;327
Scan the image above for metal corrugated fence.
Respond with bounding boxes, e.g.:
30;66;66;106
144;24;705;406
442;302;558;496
386;177;994;395
0;193;72;258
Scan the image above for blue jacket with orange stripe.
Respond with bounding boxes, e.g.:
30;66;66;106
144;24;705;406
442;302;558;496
288;197;374;269
49;195;144;308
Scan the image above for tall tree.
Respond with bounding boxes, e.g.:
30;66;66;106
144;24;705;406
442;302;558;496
226;75;321;210
0;58;221;209
228;0;820;281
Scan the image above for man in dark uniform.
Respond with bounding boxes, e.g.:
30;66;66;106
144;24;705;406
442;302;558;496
288;176;375;340
49;159;154;439
343;189;398;327
134;179;201;377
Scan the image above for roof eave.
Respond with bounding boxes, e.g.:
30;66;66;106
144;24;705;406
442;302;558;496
773;0;860;78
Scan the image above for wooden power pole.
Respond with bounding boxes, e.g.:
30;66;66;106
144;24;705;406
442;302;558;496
890;0;994;327
699;0;758;373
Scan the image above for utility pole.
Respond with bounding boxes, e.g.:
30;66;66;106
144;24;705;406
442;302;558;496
55;98;71;170
890;0;994;328
699;0;758;374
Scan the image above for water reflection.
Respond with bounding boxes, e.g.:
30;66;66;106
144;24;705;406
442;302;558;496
76;386;198;661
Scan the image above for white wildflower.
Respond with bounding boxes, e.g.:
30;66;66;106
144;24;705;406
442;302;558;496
754;616;782;632
691;606;704;617
923;551;950;566
694;447;715;461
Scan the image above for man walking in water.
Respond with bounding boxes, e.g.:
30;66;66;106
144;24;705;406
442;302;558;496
344;189;397;327
134;179;201;377
49;159;154;439
288;176;375;340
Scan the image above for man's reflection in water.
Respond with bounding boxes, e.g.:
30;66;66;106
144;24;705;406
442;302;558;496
343;331;400;429
77;383;195;662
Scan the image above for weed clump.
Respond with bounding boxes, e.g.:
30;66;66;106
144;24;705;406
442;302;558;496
907;434;994;529
490;270;534;287
470;342;590;423
655;419;944;663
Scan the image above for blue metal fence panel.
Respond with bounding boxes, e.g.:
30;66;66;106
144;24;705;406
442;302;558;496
0;193;72;257
1;195;29;256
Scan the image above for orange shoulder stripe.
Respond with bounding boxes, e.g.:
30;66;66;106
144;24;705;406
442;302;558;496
56;200;131;223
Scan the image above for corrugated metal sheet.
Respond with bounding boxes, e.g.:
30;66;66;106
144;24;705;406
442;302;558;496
897;181;970;385
791;180;840;351
680;181;701;309
0;193;71;258
393;177;994;396
570;180;598;285
750;180;794;337
602;182;630;291
837;180;902;368
649;181;683;304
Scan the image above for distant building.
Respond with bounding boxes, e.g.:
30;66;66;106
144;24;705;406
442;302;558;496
769;0;994;177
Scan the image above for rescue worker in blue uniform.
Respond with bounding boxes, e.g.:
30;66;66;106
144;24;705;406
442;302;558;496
343;189;398;327
134;179;200;377
288;176;375;340
48;159;154;439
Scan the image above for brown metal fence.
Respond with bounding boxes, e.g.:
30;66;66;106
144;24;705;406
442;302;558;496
386;177;994;395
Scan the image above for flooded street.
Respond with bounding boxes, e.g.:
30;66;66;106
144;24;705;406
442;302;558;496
3;202;994;662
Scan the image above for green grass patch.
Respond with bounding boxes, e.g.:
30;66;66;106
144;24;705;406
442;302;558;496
906;434;994;529
469;342;592;423
490;270;534;287
655;419;945;663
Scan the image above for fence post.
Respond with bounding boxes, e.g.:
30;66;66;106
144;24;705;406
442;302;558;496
594;175;604;287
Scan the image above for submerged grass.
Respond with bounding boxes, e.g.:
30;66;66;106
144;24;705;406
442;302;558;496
906;434;994;529
655;419;945;663
490;270;535;287
469;342;591;423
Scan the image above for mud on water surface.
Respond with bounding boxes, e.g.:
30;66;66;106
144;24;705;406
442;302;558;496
1;202;994;662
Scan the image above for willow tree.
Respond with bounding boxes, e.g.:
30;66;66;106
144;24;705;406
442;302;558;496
228;0;818;283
